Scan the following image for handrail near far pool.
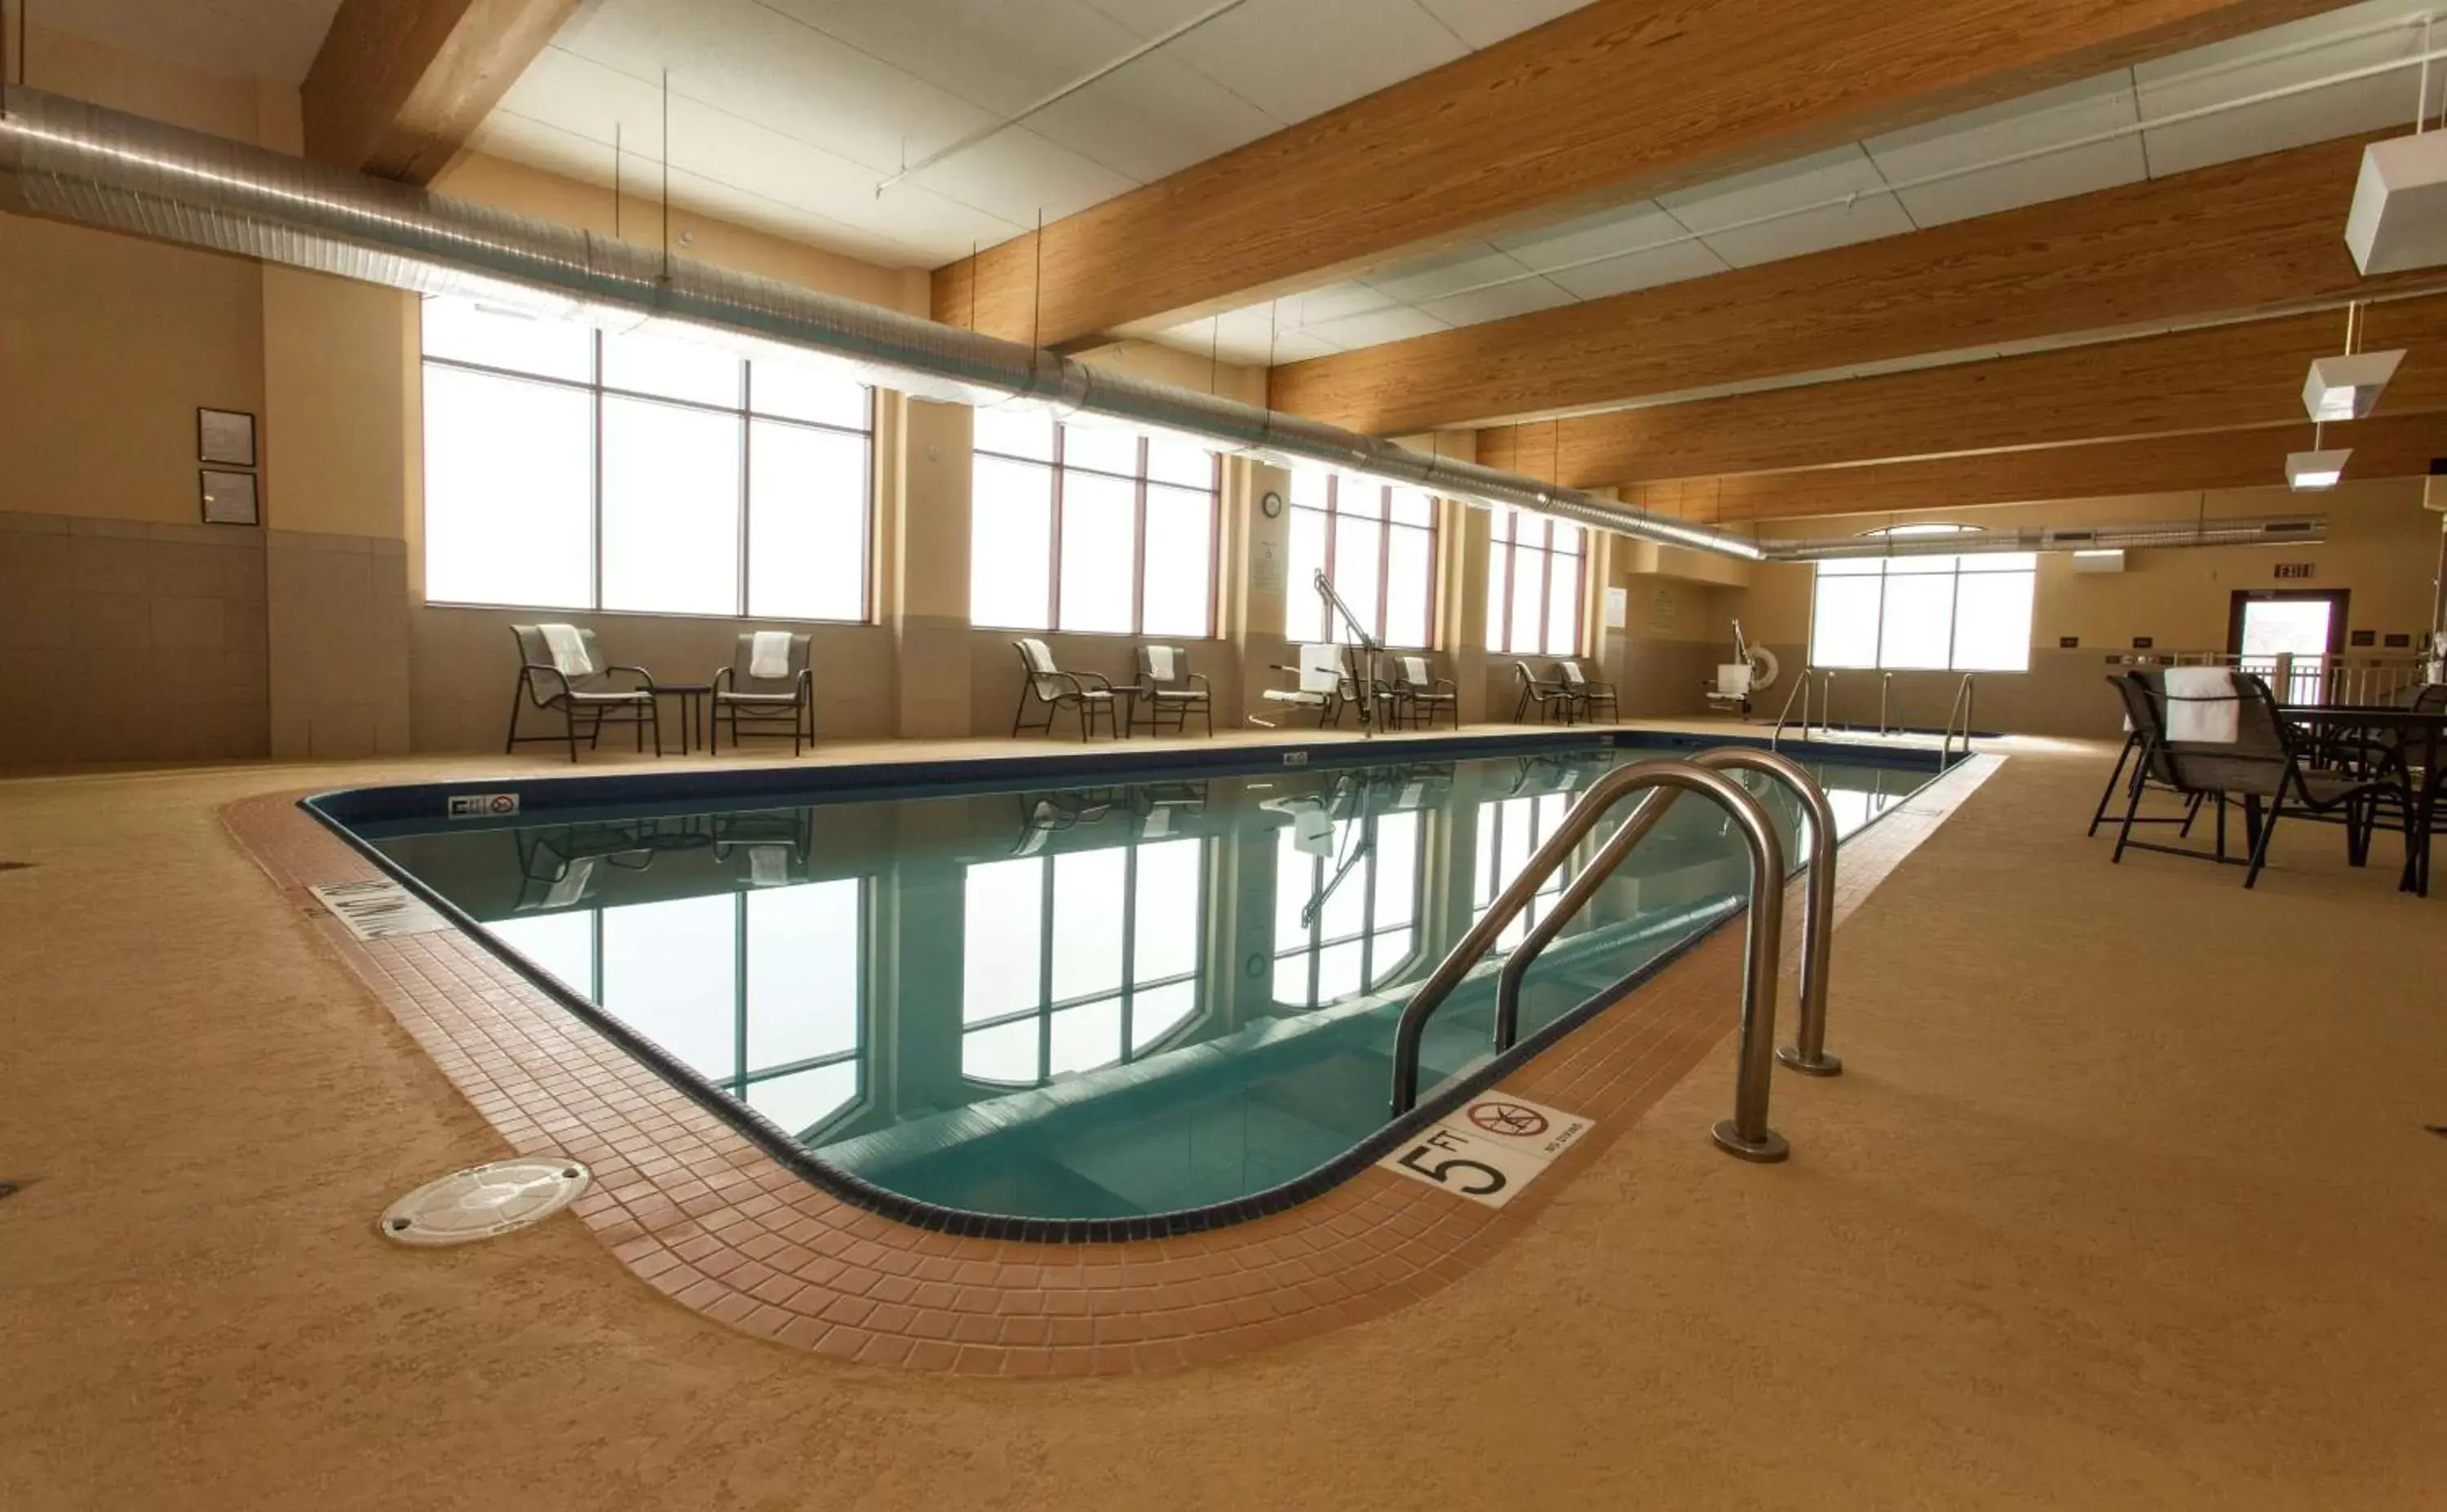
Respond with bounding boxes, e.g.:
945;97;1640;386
1493;746;1843;1077
1941;674;1977;765
1386;756;1796;1162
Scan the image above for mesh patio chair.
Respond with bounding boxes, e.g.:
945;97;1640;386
1511;661;1577;724
1555;660;1619;723
1127;644;1214;737
507;623;660;762
1011;638;1119;741
1387;654;1458;730
2108;670;2409;888
1261;643;1356;728
711;631;816;756
2088;670;2207;838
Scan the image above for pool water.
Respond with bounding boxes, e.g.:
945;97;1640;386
357;739;1928;1230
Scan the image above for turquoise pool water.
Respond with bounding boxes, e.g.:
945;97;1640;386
356;739;1927;1230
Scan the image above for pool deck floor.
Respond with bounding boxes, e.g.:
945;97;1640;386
6;722;2447;1509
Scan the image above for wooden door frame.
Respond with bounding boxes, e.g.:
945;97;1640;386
2226;588;2351;657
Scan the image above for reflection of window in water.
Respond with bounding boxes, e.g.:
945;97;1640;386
960;839;1206;1085
1272;809;1422;1007
1474;794;1573;949
486;879;865;1138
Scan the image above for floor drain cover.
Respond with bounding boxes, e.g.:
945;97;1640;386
379;1158;590;1247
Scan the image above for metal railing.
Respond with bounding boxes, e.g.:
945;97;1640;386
1940;674;1977;765
1769;668;1815;748
1492;747;1843;1078
1312;569;1385;738
2117;650;2430;708
1386;755;1808;1162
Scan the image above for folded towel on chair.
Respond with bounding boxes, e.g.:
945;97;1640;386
540;624;593;678
1147;646;1176;681
2162;666;2240;743
750;630;794;680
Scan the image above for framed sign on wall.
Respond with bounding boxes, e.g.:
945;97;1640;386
197;408;257;467
199;468;260;526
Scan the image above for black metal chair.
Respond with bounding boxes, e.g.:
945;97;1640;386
711;631;816;756
1387;655;1458;729
506;623;660;762
1555;660;1619;723
1127;644;1214;737
1511;661;1577;724
2108;670;2409;888
1011;638;1118;741
2088;669;2207;838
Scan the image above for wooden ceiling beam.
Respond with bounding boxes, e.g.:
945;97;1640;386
1273;133;2440;435
1608;413;2447;526
928;0;2330;348
302;0;582;183
1533;293;2447;486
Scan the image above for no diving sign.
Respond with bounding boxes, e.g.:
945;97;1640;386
1378;1092;1593;1209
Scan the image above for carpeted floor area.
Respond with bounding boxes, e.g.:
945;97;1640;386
3;738;2444;1510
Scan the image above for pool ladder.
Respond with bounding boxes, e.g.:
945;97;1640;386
1388;748;1842;1162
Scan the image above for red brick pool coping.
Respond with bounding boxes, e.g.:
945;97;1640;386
222;753;1999;1377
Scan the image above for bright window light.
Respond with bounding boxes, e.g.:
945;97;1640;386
1810;537;2035;673
970;422;1218;635
1283;469;1439;648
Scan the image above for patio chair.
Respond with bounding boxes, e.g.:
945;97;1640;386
2088;670;2207;838
1127;644;1214;737
1555;660;1619;723
2108;670;2408;888
1011;638;1118;741
1386;655;1458;730
1261;643;1357;728
1511;661;1577;724
711;630;816;756
506;623;661;762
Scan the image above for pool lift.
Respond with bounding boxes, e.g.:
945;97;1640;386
1259;773;1378;931
1704;620;1781;718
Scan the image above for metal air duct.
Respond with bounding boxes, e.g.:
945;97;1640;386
1761;515;2325;561
0;88;1761;561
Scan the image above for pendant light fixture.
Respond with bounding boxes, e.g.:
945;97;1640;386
2301;302;2403;422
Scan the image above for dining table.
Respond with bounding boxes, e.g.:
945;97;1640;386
2278;702;2446;896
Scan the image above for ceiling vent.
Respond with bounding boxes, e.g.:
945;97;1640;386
2345;130;2447;274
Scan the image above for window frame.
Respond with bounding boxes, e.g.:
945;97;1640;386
1272;808;1425;1008
1807;527;2036;674
970;422;1223;639
1485;508;1586;657
1285;473;1440;649
418;303;876;622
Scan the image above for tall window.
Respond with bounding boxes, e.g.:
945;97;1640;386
421;298;873;619
485;879;867;1140
1809;528;2035;672
1284;470;1438;648
969;410;1219;637
1272;808;1423;1006
958;839;1206;1085
1485;507;1584;657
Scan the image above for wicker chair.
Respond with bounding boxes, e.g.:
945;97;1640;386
1011;638;1118;741
506;623;660;762
711;631;816;756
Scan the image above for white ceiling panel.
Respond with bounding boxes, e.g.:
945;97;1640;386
1162;0;1468;126
902;125;1143;228
1542;237;1728;299
1302;306;1453;347
36;0;343;82
1659;144;1919;267
1866;73;2148;227
2135;0;2440;175
1413;0;1592;50
1362;245;1537;303
1075;0;1257;37
1025;51;1280;182
1294;281;1402;325
1418;277;1576;325
1494;201;1683;272
753;0;1141;120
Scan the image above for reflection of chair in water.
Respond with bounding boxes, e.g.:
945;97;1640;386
513;818;709;909
1126;780;1208;838
711;808;816;887
1011;787;1120;855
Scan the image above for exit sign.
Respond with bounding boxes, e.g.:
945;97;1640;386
2273;562;2316;580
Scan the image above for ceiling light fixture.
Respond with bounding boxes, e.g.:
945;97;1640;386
2302;302;2403;421
2285;448;2351;490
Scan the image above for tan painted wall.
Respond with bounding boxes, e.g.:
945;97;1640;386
1724;481;2446;737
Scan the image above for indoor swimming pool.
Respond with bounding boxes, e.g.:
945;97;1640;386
322;734;1940;1236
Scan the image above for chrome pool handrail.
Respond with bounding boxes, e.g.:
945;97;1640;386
1491;746;1843;1078
1386;757;1794;1162
1940;674;1977;765
1770;668;1812;749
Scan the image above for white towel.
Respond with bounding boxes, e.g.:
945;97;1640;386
1143;807;1173;838
1401;656;1429;685
749;630;794;680
2162;667;2240;744
748;844;790;887
541;624;592;678
1146;646;1176;681
542;855;597;910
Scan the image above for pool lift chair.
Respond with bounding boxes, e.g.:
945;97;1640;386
506;623;662;762
1704;620;1780;718
1256;572;1389;736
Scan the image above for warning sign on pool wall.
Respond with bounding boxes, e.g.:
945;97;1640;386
1378;1092;1593;1209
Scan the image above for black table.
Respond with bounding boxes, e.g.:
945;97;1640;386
2278;704;2446;896
654;682;713;755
